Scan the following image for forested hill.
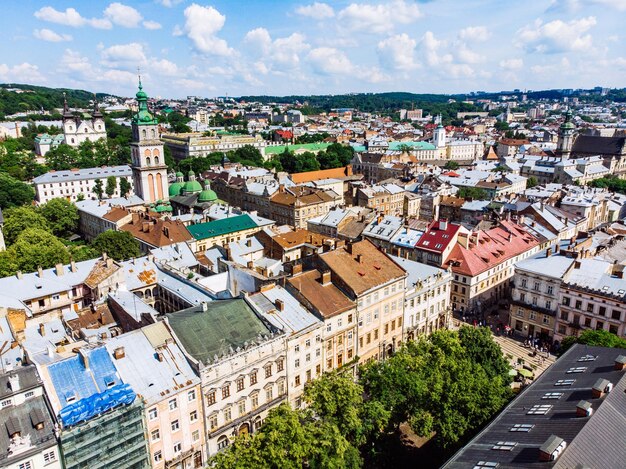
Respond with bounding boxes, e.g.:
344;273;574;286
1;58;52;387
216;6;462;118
0;84;113;119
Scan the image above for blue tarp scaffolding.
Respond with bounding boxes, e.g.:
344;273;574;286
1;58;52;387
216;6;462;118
59;383;136;427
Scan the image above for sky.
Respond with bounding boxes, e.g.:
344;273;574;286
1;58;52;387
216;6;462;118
0;0;625;98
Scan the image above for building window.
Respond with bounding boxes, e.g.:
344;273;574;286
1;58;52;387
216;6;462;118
612;309;621;320
266;387;273;401
547;285;554;295
562;296;570;306
43;450;56;464
171;420;180;432
169;398;177;410
217;436;229;450
250;371;258;385
173;442;182;453
192;430;200;442
151;429;160;441
546;301;552;310
542;315;550;324
575;300;582;310
222;385;230;399
190;410;198;422
265;364;272;378
153;451;162;463
237;377;244;392
209;414;218;430
295;375;301;387
224;408;232;422
516;308;524;317
238;401;246;415
251;393;259;409
206;390;216;406
188;389;196;401
295;359;300;368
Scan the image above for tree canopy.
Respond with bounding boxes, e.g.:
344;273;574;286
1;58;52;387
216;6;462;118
9;228;70;273
456;187;490;201
560;329;626;355
92;230;140;261
0;172;35;209
40;198;79;238
3;206;49;245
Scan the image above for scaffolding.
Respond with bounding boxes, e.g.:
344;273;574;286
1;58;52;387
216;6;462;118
60;400;149;469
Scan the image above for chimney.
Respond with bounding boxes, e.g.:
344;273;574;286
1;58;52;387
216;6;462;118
8;374;20;392
246;239;252;248
291;263;303;275
55;263;64;276
321;271;331;285
575;400;592;417
592;378;612;398
539;435;566;462
201;301;209;312
79;349;90;371
439;218;448;231
113;347;125;360
574;260;581;269
37;266;43;278
247;261;254;269
102;252;108;262
346;242;353;254
132;212;139;224
356;254;363;263
614;355;626;371
39;323;45;337
106;257;113;268
554;244;560;254
546;247;552;258
142;222;150;232
16;271;23;280
156;352;164;362
275;299;284;311
70;260;77;272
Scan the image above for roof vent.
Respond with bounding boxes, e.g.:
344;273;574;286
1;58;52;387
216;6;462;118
576;400;593;417
113;347;125;360
592;378;612;398
539;435;566;462
275;299;284;311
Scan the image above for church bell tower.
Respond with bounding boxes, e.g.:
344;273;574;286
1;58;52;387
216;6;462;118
130;76;168;203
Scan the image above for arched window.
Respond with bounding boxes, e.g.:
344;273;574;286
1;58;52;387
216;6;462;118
144;149;151;157
151;129;156;138
142;129;147;139
146;157;151;166
153;148;160;157
154;156;159;165
217;436;229;450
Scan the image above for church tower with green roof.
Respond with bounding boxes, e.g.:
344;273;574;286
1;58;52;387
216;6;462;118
130;76;168;203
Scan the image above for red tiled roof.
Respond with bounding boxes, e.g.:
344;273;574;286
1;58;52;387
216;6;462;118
414;219;462;253
445;220;539;277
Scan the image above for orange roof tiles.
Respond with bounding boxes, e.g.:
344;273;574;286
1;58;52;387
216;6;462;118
289;165;353;184
287;270;355;319
446;220;540;277
320;239;406;296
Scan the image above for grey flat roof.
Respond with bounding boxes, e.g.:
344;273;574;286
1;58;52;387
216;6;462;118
443;344;626;469
33;165;131;184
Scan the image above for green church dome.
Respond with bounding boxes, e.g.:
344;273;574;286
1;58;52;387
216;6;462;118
169;182;184;196
198;185;218;203
175;171;184;177
183;180;203;194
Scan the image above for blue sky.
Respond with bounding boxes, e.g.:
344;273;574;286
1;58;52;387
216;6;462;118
1;0;625;98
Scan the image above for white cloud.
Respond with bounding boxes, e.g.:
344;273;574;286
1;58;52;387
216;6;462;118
0;63;45;83
60;49;94;77
101;69;137;85
150;58;179;76
455;45;485;64
101;43;147;69
338;0;422;33
143;20;162;30
181;3;233;56
295;2;335;19
156;0;183;7
244;28;310;71
307;47;353;75
34;6;112;29
549;0;626;11
33;28;72;42
516;17;596;54
377;33;420;71
104;2;142;28
458;26;490;42
500;58;524;70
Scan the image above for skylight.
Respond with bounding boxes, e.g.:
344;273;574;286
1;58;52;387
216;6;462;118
527;404;552;415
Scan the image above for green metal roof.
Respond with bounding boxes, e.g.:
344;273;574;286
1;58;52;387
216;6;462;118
265;142;332;155
187;214;257;240
167;299;273;364
388;141;436;151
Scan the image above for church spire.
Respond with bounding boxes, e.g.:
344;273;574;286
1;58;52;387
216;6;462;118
92;93;103;118
62;92;73;119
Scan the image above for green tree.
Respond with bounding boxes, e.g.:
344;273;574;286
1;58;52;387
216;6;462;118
0;251;18;277
0;172;35;209
93;178;104;199
119;178;132;198
3;206;50;245
92;230;140;261
105;176;117;198
45;143;80;170
444;161;459;170
526;176;538;188
40;198;79;238
10;228;70;273
457;187;490;200
360;329;512;449
560;329;626;355
495;121;510;131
